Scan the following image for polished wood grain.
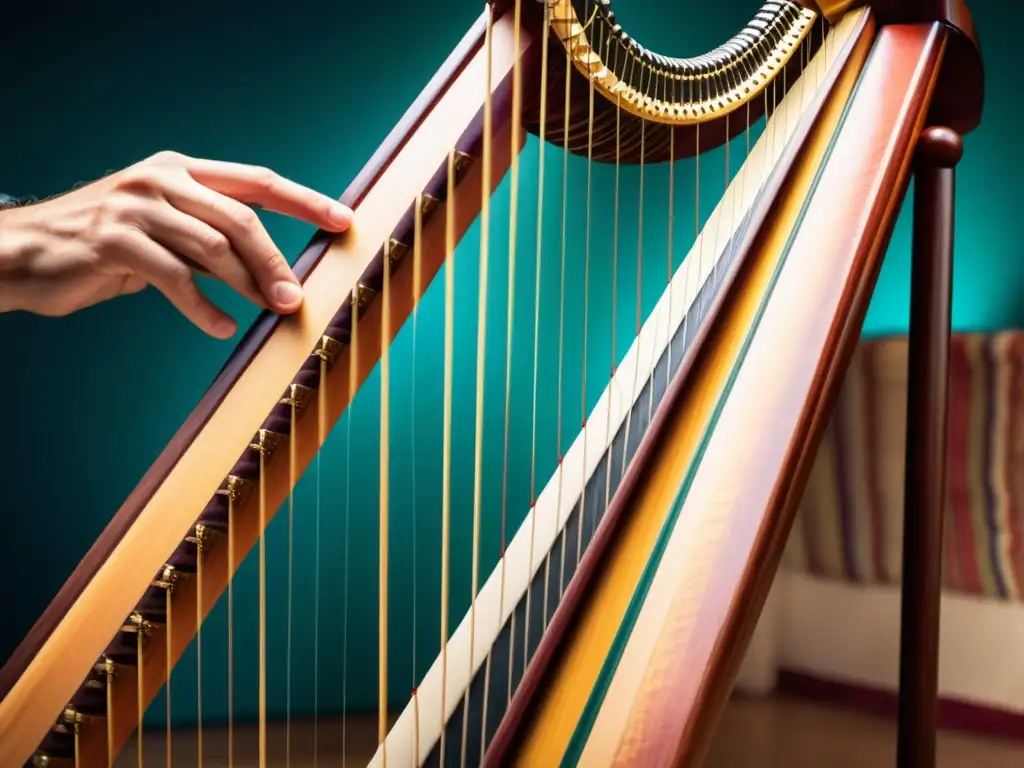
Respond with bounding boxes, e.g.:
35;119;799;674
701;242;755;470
603;22;949;768
483;10;876;767
813;1;983;133
896;125;964;768
0;15;533;767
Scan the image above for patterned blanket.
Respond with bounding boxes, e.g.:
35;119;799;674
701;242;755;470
784;332;1024;601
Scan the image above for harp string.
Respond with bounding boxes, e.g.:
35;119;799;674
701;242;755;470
617;51;640;485
483;0;524;752
523;0;550;701
665;111;676;398
227;494;234;766
618;52;646;486
137;623;143;768
286;396;296;767
314;355;326;766
195;530;204;768
602;73;622;519
460;6;494;764
708;113;729;300
577;8;596;571
439;148;457;768
258;448;267;768
379;237;392;768
166;575;173;768
411;192;424;766
553;9;573;606
342;301;358;765
105;660;114;768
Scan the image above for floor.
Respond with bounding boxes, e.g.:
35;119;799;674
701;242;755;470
121;694;1024;766
704;695;1024;768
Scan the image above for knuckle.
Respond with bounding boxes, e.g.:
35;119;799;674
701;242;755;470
264;249;287;273
117;166;164;195
94;221;139;255
250;165;278;192
194;226;230;260
236;204;262;231
170;262;197;295
149;150;187;166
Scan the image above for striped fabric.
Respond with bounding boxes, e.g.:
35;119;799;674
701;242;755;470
784;331;1024;601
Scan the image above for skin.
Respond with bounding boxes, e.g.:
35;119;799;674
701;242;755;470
0;150;354;338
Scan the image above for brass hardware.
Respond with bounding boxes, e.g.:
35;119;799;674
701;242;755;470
353;283;377;311
95;656;116;679
52;707;83;736
152;563;180;591
120;612;153;637
187;523;210;553
279;383;314;412
453;150;473;182
216;475;253;504
313;335;343;363
249;428;284;457
31;753;50;767
420;194;441;218
547;0;815;125
387;238;410;269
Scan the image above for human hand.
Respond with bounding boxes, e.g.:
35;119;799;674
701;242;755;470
0;151;353;338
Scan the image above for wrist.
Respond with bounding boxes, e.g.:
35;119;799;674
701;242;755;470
0;204;38;313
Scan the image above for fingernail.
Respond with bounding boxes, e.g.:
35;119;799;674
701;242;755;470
329;202;353;227
274;280;304;309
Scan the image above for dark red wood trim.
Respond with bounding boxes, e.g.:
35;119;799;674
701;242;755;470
0;7;497;702
873;1;983;133
481;9;877;765
778;669;1024;743
896;125;963;768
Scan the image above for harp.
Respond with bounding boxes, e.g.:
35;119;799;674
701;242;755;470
0;0;984;765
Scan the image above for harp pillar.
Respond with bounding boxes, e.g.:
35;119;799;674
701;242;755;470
896;125;963;768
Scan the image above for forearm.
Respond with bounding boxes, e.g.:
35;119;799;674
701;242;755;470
0;201;42;314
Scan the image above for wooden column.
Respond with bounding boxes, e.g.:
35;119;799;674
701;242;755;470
896;125;963;768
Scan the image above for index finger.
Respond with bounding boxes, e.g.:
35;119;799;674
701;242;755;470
185;158;354;232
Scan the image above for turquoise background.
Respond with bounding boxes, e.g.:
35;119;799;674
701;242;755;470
0;0;1016;728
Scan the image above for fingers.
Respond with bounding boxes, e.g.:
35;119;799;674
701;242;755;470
137;202;268;310
160;173;305;313
184;157;353;233
112;227;238;339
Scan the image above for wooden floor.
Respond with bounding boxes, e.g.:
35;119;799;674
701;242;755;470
120;694;1024;766
705;695;1024;768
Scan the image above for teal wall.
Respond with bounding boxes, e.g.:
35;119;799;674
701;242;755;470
0;0;1016;727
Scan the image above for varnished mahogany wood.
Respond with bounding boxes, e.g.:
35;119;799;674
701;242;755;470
815;1;983;133
896;124;963;768
602;23;950;767
482;9;876;766
0;7;496;707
